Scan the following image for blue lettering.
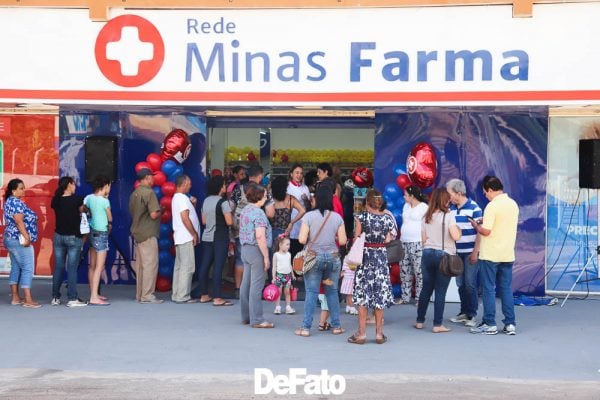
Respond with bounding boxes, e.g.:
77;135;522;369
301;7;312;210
445;50;492;81
417;51;437;82
382;51;409;81
307;51;326;81
500;50;529;81
185;43;225;82
277;52;300;82
231;40;240;82
350;42;376;82
246;52;270;82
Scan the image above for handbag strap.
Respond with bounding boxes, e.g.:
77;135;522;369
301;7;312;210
441;212;446;252
306;211;332;253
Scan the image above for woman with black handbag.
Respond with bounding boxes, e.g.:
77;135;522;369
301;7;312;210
415;188;461;333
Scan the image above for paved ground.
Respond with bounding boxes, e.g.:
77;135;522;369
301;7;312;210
0;280;599;399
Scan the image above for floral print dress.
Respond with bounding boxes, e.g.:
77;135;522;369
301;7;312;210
352;211;396;309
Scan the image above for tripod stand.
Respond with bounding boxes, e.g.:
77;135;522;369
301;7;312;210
560;188;599;307
560;251;597;307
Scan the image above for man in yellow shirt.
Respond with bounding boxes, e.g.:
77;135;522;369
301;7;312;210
469;176;519;336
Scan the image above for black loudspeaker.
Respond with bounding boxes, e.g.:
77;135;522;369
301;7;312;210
85;136;118;183
579;139;600;189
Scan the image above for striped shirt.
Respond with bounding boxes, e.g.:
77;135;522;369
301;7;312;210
450;198;482;254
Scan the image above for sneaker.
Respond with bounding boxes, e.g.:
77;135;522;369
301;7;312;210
464;317;477;327
140;298;164;304
503;324;516;335
470;323;498;335
450;313;468;323
66;299;88;307
348;307;358;315
51;297;61;306
285;305;296;315
274;305;281;315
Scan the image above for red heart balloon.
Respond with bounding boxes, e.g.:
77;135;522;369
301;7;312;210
161;129;191;163
406;142;437;189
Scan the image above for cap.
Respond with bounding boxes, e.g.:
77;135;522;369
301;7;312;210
137;168;155;180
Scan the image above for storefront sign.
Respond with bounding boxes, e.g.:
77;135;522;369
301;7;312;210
1;4;600;105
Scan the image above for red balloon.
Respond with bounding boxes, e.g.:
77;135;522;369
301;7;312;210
153;171;167;187
161;182;176;197
396;174;412;190
156;276;171;292
133;181;140;190
160;209;172;223
280;153;289;163
351;167;373;188
160;196;172;211
161;129;191;163
146;153;163;172
169;245;176;257
135;162;152;173
247;151;257;162
407;142;437;189
211;169;223;176
389;263;401;285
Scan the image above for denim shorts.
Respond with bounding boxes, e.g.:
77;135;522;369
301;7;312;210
234;238;243;267
90;230;109;252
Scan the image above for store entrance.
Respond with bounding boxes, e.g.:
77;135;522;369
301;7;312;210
206;117;375;300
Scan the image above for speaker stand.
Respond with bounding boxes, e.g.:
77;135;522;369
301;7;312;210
560;188;599;307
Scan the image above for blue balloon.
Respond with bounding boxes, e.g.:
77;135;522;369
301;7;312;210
158;263;174;279
161;160;177;177
159;223;171;238
168;165;184;182
158;238;172;250
159;250;175;268
392;284;402;298
384;183;400;199
392;163;406;178
392;209;403;227
395;196;406;210
153;186;163;201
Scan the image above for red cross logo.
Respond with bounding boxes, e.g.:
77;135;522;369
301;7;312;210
95;15;165;87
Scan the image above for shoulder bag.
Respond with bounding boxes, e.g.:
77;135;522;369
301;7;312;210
439;212;464;277
384;213;404;264
293;211;332;275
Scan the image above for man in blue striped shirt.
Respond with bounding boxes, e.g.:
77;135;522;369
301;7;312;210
446;179;483;327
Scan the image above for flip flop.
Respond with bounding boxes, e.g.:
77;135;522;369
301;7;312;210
331;327;346;335
432;326;452;333
294;328;310;337
347;334;366;345
414;323;424;329
213;300;234;306
11;301;23;306
375;334;388;344
88;302;110;306
22;303;42;309
199;298;213;303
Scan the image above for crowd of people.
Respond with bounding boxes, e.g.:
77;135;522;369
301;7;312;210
2;161;519;342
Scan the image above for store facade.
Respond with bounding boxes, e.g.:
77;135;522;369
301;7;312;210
0;2;598;295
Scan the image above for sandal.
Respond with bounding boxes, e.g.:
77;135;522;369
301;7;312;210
331;327;346;335
375;334;388;344
414;322;424;329
213;300;234;306
347;334;366;345
251;321;274;329
432;326;452;333
294;328;310;337
318;322;331;331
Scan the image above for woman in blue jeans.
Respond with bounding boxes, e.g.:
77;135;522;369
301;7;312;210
3;178;40;308
415;188;461;333
195;175;234;306
51;176;87;307
295;185;347;337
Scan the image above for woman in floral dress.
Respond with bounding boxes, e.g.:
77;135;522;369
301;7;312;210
348;189;397;345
